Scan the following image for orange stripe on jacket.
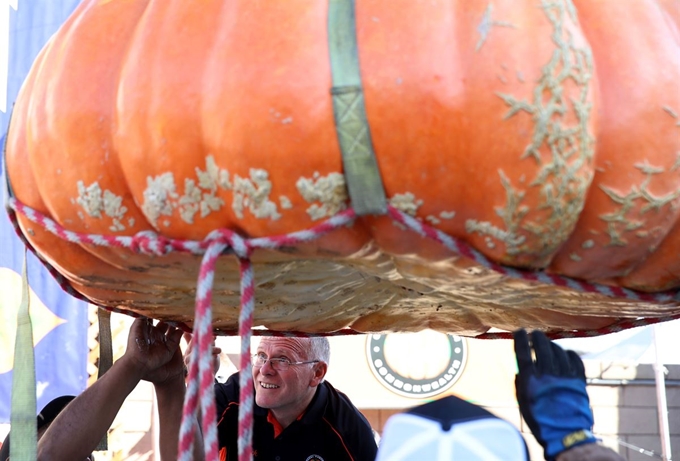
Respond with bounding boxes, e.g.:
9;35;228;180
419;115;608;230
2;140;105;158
323;417;354;461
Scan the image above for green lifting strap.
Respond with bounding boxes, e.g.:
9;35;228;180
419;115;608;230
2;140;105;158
95;308;113;451
10;252;38;461
328;0;387;216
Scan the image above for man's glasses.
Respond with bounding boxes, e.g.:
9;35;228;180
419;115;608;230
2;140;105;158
251;353;319;371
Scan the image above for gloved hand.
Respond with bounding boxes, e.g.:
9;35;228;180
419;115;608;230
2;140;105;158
514;329;598;461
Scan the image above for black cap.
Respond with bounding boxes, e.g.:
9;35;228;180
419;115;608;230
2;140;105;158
0;395;75;460
407;394;499;431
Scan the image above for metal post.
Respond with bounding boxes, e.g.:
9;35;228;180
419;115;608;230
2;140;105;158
653;324;672;461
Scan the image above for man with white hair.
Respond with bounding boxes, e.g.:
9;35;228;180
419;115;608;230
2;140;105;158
215;336;378;461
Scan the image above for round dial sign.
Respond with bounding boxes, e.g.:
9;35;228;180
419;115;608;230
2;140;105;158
366;331;467;398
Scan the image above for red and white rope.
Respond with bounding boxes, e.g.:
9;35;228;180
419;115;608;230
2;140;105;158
237;255;255;461
386;206;680;304
179;236;229;461
476;314;680;340
7;196;680;461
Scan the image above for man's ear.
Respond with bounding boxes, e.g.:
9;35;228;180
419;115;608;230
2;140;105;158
309;361;328;387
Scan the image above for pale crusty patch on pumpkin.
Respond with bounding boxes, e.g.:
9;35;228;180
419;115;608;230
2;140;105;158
193;155;230;222
671;153;680;172
296;172;348;221
465;170;527;253
198;155;232;191
177;156;231;224
388;192;423;217
76;180;128;232
178;179;202;223
76;181;104;218
103;191;128;231
279;196;293;209
233;169;281;221
466;219;525;250
178;179;227;224
598;162;680;246
475;3;516;52
440;211;456;220
664;106;678;119
469;0;594;264
142;156;233;226
662;105;680;127
426;215;441;225
142;173;177;226
201;194;225;218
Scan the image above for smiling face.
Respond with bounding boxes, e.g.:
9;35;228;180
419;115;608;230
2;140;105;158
252;337;327;427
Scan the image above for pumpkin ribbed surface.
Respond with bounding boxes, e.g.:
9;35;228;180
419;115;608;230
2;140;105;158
6;0;680;334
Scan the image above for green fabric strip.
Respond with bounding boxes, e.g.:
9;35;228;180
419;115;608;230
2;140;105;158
328;0;387;216
10;252;37;460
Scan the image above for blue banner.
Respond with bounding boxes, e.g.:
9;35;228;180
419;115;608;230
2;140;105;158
0;0;87;422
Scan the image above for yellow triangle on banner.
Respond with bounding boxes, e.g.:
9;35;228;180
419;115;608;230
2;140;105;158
0;267;66;374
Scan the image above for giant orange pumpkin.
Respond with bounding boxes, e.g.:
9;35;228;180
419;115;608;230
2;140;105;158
5;0;680;335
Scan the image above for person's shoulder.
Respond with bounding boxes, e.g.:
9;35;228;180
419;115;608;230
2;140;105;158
215;371;241;402
0;437;8;461
224;371;240;386
320;381;378;456
321;381;356;408
321;381;372;427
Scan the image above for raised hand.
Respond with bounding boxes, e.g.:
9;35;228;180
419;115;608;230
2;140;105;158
125;318;184;385
182;332;222;380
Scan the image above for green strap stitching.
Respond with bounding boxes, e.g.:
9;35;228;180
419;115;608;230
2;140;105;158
328;0;387;216
10;252;37;460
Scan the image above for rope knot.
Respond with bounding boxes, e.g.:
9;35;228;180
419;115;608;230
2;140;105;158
131;231;172;256
204;229;252;259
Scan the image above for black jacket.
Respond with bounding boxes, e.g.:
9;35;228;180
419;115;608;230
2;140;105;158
215;372;377;461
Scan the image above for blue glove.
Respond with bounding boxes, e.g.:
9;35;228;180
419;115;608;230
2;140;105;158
514;330;598;460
